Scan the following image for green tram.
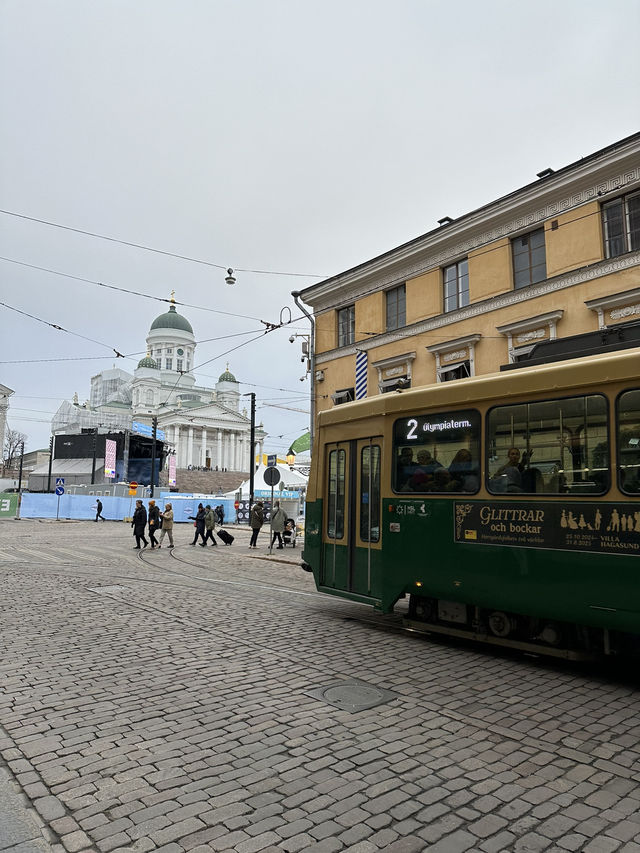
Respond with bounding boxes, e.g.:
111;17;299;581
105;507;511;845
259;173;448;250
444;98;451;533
301;349;640;658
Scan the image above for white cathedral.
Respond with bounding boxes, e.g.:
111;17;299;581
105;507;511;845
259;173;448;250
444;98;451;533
52;298;266;472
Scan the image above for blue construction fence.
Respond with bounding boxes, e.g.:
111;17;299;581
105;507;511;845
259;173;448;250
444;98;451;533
18;493;239;523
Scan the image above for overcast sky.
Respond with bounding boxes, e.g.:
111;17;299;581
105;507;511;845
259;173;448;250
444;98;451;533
1;0;638;458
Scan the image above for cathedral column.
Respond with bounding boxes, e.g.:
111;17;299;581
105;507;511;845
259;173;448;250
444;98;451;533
237;435;244;472
174;425;181;467
230;432;236;471
217;429;222;469
201;427;207;467
187;426;194;468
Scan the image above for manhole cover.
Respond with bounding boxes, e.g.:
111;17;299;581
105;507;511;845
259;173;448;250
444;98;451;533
305;679;397;713
87;585;130;594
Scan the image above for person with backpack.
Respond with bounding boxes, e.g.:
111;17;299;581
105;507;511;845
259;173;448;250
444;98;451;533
249;500;264;549
203;504;218;546
131;500;148;549
189;503;206;546
270;500;286;550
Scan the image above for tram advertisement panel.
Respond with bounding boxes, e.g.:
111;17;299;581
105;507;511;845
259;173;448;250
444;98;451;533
455;502;639;556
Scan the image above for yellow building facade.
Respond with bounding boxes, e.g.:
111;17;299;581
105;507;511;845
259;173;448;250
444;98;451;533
301;133;640;420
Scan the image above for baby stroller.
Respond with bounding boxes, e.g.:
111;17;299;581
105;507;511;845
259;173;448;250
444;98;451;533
282;518;297;547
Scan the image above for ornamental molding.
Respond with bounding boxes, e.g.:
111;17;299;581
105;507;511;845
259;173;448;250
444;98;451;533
427;334;481;356
515;329;546;344
442;349;468;363
371;351;417;370
610;304;640;321
315;252;640;366
307;157;640;313
496;309;564;336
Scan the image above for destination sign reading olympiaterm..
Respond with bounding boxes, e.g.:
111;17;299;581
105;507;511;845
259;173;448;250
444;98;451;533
454;501;640;557
132;421;166;441
394;409;480;443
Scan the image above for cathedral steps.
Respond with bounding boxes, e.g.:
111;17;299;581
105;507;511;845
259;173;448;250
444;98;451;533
159;467;248;495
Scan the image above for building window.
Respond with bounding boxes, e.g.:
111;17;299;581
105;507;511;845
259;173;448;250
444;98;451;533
331;387;355;405
440;362;470;381
177;358;183;372
386;284;406;330
155;350;162;357
512;227;546;289
428;334;480;383
166;348;172;354
602;191;640;258
443;260;469;312
165;359;173;370
337;305;355;347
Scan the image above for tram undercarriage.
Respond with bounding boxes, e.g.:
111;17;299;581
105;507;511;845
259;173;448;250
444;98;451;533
405;594;638;661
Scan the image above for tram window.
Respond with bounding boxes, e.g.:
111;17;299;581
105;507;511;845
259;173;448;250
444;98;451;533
487;394;609;495
617;389;640;495
392;409;480;493
360;445;380;541
327;449;346;538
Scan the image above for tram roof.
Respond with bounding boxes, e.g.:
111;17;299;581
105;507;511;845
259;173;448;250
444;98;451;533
318;347;640;428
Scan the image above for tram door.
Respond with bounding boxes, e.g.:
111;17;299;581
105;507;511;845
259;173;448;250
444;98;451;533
322;437;382;600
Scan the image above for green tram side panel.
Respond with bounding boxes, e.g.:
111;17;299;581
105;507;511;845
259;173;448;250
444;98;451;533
386;496;640;633
307;496;640;632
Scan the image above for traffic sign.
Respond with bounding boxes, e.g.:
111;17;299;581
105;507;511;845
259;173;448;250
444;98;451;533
55;485;64;496
267;454;277;467
128;481;138;496
55;478;65;486
264;467;281;487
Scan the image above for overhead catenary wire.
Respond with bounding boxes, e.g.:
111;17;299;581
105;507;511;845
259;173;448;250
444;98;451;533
0;209;326;278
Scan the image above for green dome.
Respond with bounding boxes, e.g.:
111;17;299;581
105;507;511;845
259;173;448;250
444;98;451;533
218;366;237;383
150;304;193;333
137;355;158;369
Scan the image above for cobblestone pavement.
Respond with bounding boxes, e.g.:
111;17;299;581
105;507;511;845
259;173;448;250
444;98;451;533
1;518;640;853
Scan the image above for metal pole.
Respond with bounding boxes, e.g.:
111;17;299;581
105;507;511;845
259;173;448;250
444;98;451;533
269;483;274;554
123;429;130;481
291;292;315;454
150;417;157;498
47;435;54;492
16;441;24;519
248;393;256;508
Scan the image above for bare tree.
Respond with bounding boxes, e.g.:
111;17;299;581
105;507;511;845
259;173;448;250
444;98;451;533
3;428;26;474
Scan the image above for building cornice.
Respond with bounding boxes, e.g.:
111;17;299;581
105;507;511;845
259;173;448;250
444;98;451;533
315;251;640;365
303;136;640;313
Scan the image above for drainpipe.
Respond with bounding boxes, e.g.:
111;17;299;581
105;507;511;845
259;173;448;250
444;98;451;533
291;291;315;455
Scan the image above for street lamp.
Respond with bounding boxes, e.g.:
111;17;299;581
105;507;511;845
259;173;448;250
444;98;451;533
291;292;315;454
225;268;236;285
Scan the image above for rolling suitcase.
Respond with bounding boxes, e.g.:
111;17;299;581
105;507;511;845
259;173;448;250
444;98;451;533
216;529;234;546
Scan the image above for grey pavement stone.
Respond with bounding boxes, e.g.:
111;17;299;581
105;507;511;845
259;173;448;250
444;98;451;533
4;522;640;853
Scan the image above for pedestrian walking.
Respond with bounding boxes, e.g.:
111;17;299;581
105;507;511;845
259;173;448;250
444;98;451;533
189;503;206;546
157;503;174;548
217;504;225;525
249;500;264;549
148;500;161;549
95;499;105;522
270;499;286;549
204;504;218;546
132;500;148;549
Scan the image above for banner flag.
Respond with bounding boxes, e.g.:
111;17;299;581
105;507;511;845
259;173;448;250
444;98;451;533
355;350;368;399
104;439;117;479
